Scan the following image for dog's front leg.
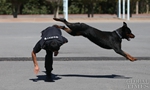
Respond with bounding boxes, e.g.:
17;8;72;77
117;50;137;61
113;46;137;61
123;52;137;61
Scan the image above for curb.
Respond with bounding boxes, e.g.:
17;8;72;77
0;18;150;23
0;57;149;61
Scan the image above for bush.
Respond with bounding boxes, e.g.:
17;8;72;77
0;0;12;14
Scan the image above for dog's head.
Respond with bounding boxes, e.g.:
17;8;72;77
122;22;135;41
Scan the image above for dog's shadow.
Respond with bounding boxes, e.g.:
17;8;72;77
58;74;131;79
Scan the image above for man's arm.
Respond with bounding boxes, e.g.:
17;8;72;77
62;36;68;43
31;51;40;74
31;40;42;74
54;51;59;56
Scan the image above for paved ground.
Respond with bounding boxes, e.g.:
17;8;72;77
0;22;149;59
0;60;150;90
0;15;149;90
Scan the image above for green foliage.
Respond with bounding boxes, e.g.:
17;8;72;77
0;0;149;15
22;0;50;14
68;1;86;14
0;0;12;14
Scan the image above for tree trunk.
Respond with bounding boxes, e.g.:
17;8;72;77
91;4;94;17
12;5;18;18
87;4;94;18
53;0;60;18
146;4;149;14
136;1;139;14
54;6;59;18
87;6;90;18
87;12;90;17
12;2;21;18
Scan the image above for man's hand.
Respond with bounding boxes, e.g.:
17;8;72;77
31;51;40;74
54;51;59;56
34;65;40;74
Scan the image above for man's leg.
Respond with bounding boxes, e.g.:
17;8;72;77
45;50;53;77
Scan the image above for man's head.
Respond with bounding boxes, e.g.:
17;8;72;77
46;40;61;51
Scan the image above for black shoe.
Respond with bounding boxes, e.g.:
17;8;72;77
45;76;54;82
46;71;51;76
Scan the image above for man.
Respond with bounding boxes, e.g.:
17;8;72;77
31;25;68;81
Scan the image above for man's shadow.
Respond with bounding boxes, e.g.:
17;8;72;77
30;72;131;82
29;71;61;82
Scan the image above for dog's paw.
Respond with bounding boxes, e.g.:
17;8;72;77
53;18;66;22
129;57;137;62
53;18;58;21
53;24;59;28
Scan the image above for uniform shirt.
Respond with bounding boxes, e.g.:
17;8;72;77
33;26;68;53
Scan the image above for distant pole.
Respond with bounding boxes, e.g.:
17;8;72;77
122;0;125;19
127;0;130;20
63;0;68;20
118;0;121;18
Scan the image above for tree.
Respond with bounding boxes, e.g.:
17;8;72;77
81;0;97;17
85;0;118;17
130;0;150;15
146;0;149;14
46;0;62;18
0;0;12;14
0;0;149;16
6;0;28;18
22;0;50;14
136;0;139;14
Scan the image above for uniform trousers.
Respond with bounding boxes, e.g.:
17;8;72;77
45;50;53;76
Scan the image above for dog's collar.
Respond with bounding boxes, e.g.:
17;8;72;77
115;30;122;39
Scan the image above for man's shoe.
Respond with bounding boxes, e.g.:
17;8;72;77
45;76;54;82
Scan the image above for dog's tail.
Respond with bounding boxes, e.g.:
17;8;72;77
53;18;67;23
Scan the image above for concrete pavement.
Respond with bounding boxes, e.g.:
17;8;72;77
0;22;149;59
0;15;150;90
0;60;150;90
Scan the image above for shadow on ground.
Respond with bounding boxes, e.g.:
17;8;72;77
58;74;131;79
29;73;61;82
30;73;131;82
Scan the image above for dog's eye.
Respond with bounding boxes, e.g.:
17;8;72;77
129;31;131;34
126;30;131;34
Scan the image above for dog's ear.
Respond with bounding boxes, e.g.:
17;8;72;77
123;22;127;27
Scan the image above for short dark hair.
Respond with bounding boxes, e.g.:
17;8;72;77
48;40;60;51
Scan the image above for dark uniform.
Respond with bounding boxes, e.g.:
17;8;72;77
33;26;68;77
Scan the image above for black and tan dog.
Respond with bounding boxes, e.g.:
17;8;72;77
53;18;137;61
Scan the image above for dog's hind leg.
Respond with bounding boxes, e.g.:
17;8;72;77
53;25;72;33
53;18;77;29
53;18;69;24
